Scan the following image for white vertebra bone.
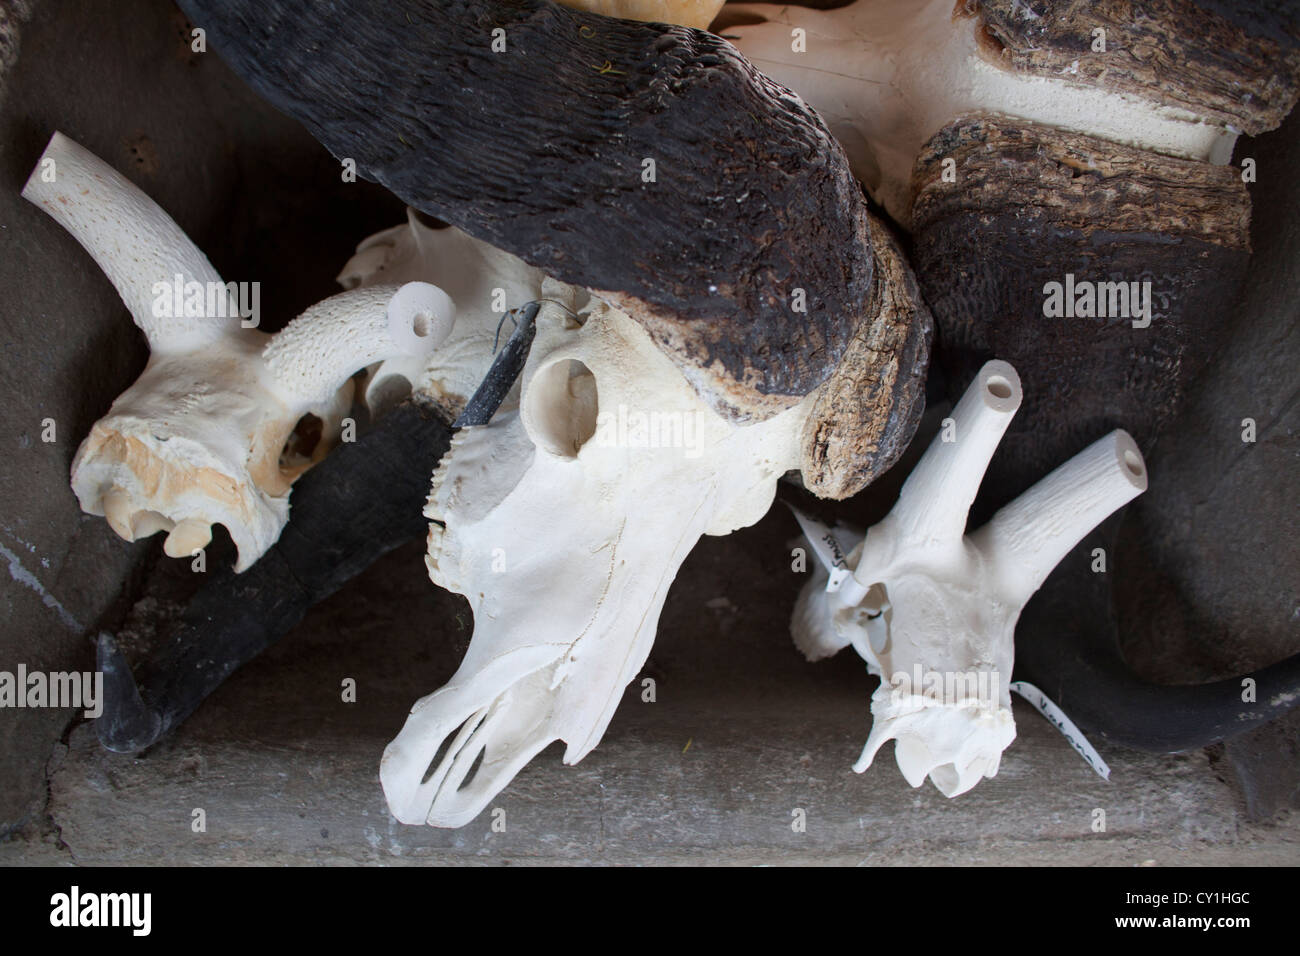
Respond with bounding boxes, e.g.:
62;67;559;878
382;283;814;827
724;0;1236;226
793;360;1147;796
24;132;444;570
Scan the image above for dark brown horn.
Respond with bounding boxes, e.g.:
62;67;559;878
176;0;862;420
176;0;929;494
911;115;1251;503
977;0;1300;138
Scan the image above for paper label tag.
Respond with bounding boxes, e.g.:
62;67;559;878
786;503;860;592
1010;680;1110;780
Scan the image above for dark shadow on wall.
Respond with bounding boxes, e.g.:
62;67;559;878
1112;108;1300;818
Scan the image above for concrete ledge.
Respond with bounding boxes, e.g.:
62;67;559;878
14;535;1298;866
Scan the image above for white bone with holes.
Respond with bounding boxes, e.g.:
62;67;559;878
792;360;1148;796
337;208;550;418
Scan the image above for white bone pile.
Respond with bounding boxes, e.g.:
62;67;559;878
792;361;1148;796
26;134;1155;825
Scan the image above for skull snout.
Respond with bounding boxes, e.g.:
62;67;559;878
381;650;564;827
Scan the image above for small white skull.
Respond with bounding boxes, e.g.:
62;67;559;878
794;360;1147;796
24;132;446;570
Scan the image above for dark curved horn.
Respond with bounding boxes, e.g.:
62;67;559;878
172;0;921;449
977;0;1300;136
911;115;1252;506
1013;524;1300;753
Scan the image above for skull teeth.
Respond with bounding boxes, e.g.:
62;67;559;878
99;486;214;557
102;489;135;541
424;431;464;520
423;425;472;580
163;518;212;558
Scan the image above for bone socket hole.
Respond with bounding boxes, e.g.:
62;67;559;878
852;583;891;656
526;359;599;458
280;413;323;469
977;361;1021;413
421;714;476;785
1123;449;1144;478
985;375;1013;400
387;281;453;357
459;747;486;792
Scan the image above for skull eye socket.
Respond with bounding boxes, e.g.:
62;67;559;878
526;359;599;458
279;412;323;473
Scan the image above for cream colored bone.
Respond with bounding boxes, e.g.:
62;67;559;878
724;0;1236;226
792;360;1147;796
24;132;447;570
381;282;815;827
557;0;723;31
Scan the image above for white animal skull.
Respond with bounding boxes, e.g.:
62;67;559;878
382;283;815;827
24;132;447;570
793;360;1147;796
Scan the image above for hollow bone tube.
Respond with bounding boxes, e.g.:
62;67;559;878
263;282;452;408
974;429;1148;609
21;131;234;351
886;359;1022;547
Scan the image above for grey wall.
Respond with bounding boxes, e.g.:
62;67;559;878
0;0;402;831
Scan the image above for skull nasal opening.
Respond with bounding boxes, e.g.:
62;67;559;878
526;359;599;458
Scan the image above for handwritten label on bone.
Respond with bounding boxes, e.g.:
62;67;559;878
1010;681;1110;780
786;503;862;593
